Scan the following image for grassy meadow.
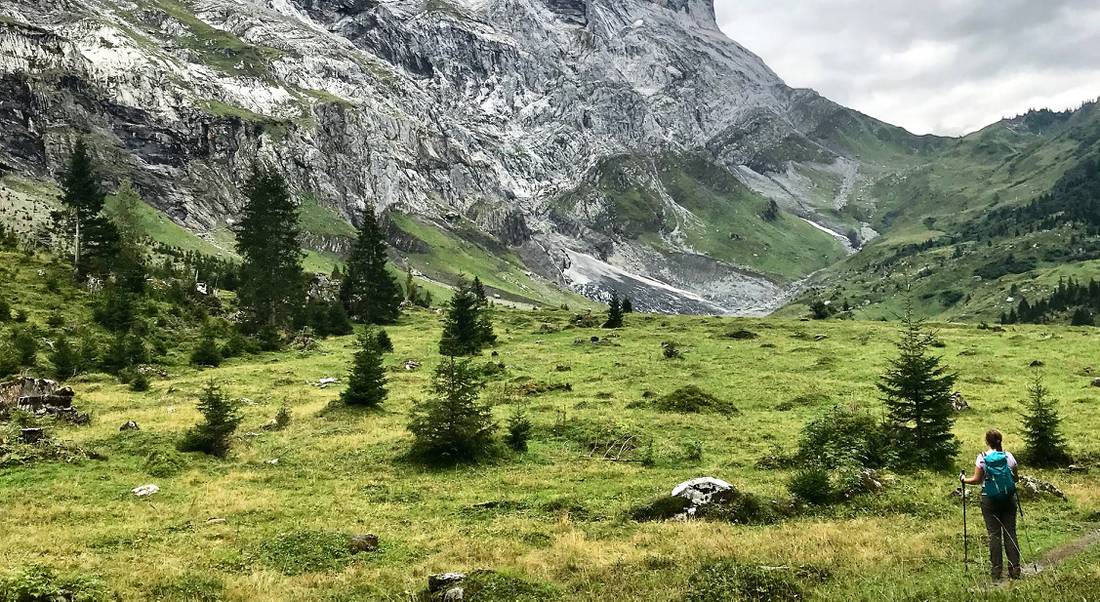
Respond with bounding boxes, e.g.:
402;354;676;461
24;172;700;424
3;306;1100;600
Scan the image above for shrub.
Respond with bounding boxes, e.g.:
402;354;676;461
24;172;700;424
49;336;80;380
661;341;682;359
0;565;110;602
0;298;11;322
684;439;704;463
45;312;65;328
177;382;242;458
11;326;36;367
408;357;496;462
685;560;806;602
100;332;147;374
694;489;782;525
797;406;892;470
788;467;834;506
505;409;533;452
144;449;187;478
92;286;135;332
375;329;394;353
274;405;292;430
129;372;150;392
654;386;737;415
220;331;259;359
190;330;222;367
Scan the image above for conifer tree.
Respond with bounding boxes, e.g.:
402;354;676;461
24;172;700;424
49;336;80;380
603;290;624;329
439;281;489;356
59;139;120;279
105;180;148;293
1021;375;1071;467
471;276;488;306
190;329;223;367
878;301;960;470
621;296;634;314
341;328;387;407
178;382;242;458
233;166;304;334
340;206;402;324
408;357;495;462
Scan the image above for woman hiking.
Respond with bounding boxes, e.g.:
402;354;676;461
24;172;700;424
961;429;1021;580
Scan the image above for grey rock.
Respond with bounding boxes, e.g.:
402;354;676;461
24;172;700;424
120;420;140;431
1017;475;1066;500
428;573;466;593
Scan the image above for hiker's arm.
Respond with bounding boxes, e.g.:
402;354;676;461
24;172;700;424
961;466;983;485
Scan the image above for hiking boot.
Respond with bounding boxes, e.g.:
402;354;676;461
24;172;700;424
1008;566;1022;580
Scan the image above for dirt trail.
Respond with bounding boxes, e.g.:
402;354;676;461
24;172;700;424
1019;528;1100;577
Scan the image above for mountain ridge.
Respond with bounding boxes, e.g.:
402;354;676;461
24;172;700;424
0;0;1093;316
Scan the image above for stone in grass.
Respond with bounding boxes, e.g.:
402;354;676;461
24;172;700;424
120;420;140;431
132;484;159;497
429;573;466;593
348;533;379;553
1017;475;1067;500
20;427;45;443
1091;377;1100;388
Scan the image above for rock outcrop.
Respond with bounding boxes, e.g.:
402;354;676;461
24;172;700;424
0;0;939;313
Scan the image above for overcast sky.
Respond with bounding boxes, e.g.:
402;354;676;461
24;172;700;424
714;0;1100;136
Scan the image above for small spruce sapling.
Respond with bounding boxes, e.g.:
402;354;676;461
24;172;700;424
178;382;242;458
341;329;387;407
1021;374;1072;467
603;291;624;329
506;408;533;452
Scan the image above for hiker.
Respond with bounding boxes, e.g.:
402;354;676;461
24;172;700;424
961;429;1021;580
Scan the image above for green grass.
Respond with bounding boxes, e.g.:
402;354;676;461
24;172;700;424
389;213;593;309
2;296;1099;599
134;0;286;80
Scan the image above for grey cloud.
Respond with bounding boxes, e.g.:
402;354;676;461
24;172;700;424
714;0;1100;134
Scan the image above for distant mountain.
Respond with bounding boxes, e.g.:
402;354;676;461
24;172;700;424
779;102;1100;322
0;0;1093;316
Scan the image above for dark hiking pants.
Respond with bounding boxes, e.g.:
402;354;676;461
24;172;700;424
980;496;1020;579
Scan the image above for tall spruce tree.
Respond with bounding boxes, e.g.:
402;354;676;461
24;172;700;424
877;302;960;470
408;357;495;462
439;280;492;356
105;180;148;293
59;139;120;280
340;206;402;324
603;290;624;329
233;166;304;335
341;328;387;407
1021;374;1071;467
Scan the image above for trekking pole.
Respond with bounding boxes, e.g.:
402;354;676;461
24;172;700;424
1016;492;1039;573
960;473;969;573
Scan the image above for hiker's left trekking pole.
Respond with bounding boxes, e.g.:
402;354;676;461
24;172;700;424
960;472;968;573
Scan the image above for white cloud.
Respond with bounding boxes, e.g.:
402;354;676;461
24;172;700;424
714;0;1100;135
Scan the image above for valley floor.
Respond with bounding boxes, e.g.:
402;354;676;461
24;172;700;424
2;311;1100;600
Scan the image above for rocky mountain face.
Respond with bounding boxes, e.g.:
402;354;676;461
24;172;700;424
0;0;942;313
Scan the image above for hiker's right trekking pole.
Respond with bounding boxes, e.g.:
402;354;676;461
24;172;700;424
960;472;969;573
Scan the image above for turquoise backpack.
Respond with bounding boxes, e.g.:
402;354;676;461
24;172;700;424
982;451;1016;502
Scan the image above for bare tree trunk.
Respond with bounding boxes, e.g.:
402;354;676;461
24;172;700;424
73;214;81;281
